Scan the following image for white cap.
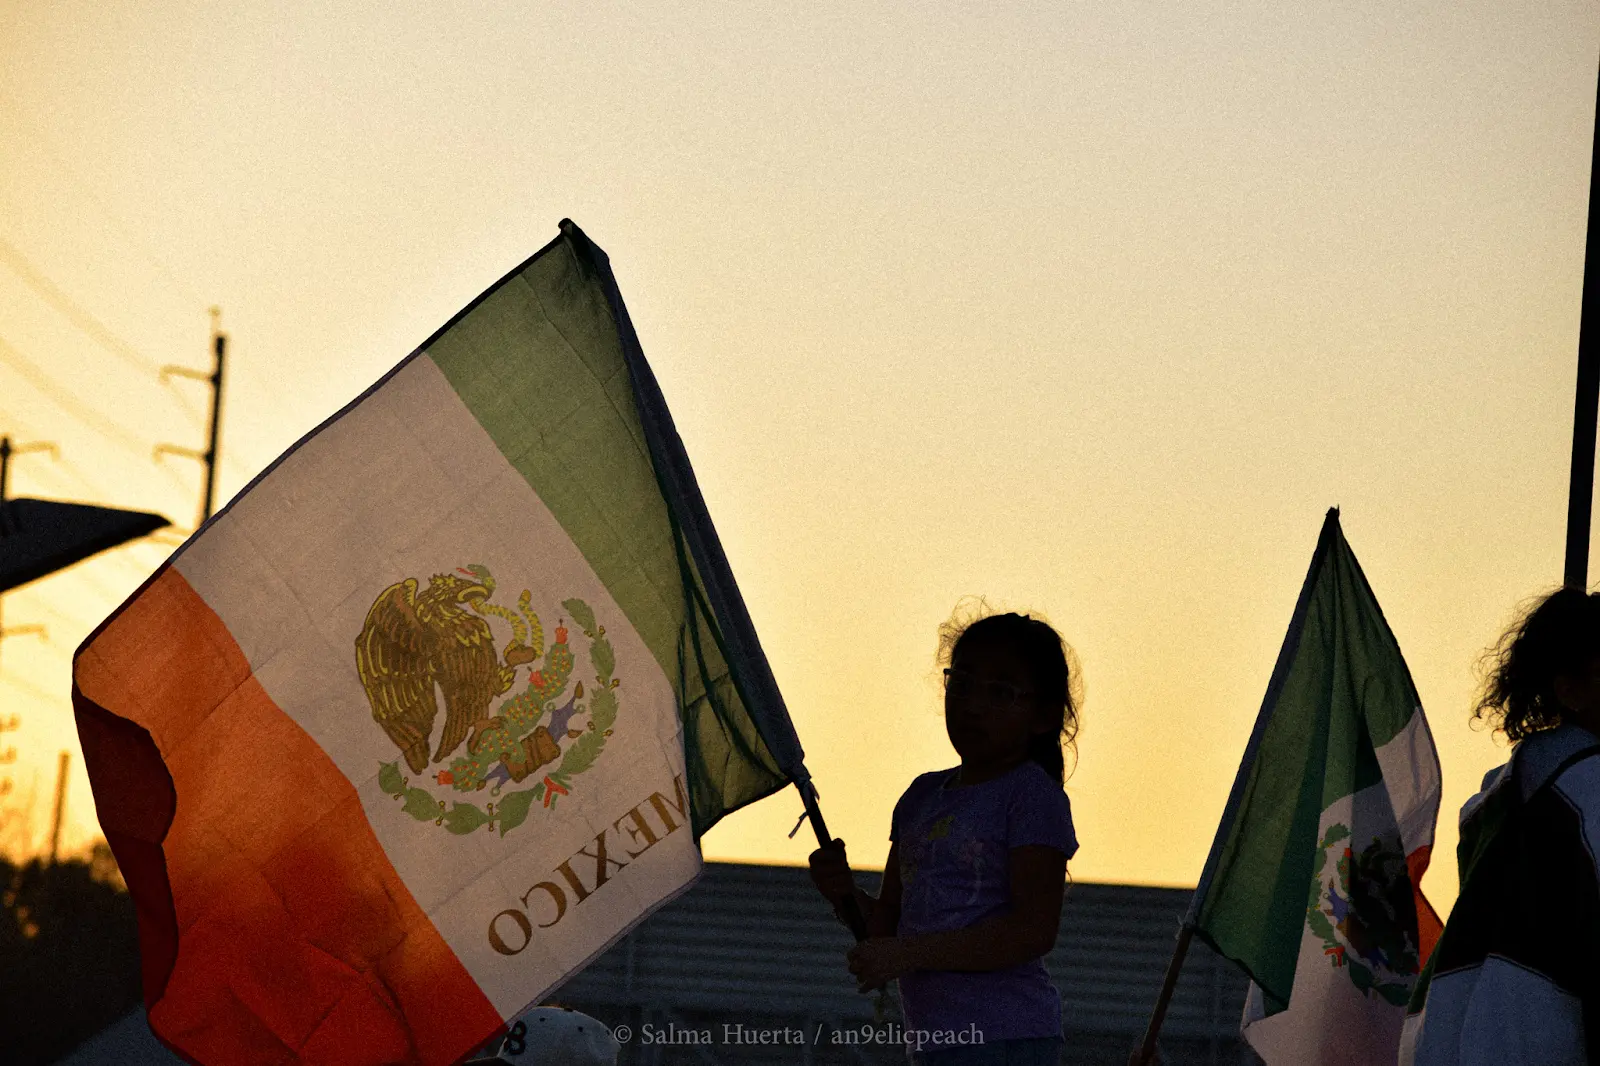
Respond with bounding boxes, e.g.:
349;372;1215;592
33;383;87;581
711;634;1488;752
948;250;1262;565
495;1006;620;1065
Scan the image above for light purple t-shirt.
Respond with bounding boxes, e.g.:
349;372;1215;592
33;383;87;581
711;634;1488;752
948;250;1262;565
889;760;1078;1042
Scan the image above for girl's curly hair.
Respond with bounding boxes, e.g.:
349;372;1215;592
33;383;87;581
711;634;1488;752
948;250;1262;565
1473;587;1600;740
937;598;1082;784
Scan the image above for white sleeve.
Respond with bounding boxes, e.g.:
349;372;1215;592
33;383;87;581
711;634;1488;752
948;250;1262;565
1405;956;1585;1066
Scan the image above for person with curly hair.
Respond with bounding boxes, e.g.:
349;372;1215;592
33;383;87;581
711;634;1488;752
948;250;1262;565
1401;586;1600;1065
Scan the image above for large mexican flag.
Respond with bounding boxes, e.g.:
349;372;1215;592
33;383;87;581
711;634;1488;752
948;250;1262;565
73;221;803;1065
1190;509;1443;1064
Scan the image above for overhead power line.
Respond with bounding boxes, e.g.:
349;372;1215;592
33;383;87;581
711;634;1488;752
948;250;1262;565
0;423;110;501
0;235;163;378
0;670;64;705
0;335;154;456
0;335;196;500
6;113;209;309
1;594;98;634
20;459;106;501
166;382;210;430
52;564;145;614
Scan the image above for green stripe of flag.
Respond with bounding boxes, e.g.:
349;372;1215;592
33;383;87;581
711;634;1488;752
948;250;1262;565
425;223;789;836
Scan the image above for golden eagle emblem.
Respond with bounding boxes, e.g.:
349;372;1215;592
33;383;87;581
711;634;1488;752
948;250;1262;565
355;564;538;774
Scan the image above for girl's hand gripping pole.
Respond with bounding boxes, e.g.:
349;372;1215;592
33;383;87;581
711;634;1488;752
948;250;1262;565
796;776;868;941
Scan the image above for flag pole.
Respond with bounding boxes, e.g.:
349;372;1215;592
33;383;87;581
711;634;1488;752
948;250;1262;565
1134;925;1195;1065
569;221;869;942
1564;63;1600;591
1132;510;1340;1064
794;773;869;940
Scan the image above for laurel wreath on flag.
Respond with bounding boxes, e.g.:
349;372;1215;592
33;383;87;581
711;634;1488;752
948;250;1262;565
377;597;619;837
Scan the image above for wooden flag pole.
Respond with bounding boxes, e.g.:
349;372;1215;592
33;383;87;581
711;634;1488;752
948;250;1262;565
1134;925;1194;1065
1565;65;1600;590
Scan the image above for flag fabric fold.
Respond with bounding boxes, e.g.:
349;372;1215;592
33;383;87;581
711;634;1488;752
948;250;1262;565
73;220;799;1065
1189;508;1443;1065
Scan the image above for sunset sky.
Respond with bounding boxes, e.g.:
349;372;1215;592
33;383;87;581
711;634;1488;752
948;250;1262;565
1;0;1596;918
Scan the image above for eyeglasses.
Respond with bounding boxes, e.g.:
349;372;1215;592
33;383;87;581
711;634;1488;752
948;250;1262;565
942;668;1034;709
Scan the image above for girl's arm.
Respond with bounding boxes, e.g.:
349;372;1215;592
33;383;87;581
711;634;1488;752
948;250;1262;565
849;845;1065;986
866;843;903;938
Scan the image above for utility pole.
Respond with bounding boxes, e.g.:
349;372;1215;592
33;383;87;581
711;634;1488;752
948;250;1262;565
47;750;67;866
0;437;55;848
0;714;17;799
0;435;60;531
157;307;227;527
0;435;56;670
0;714;15;844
